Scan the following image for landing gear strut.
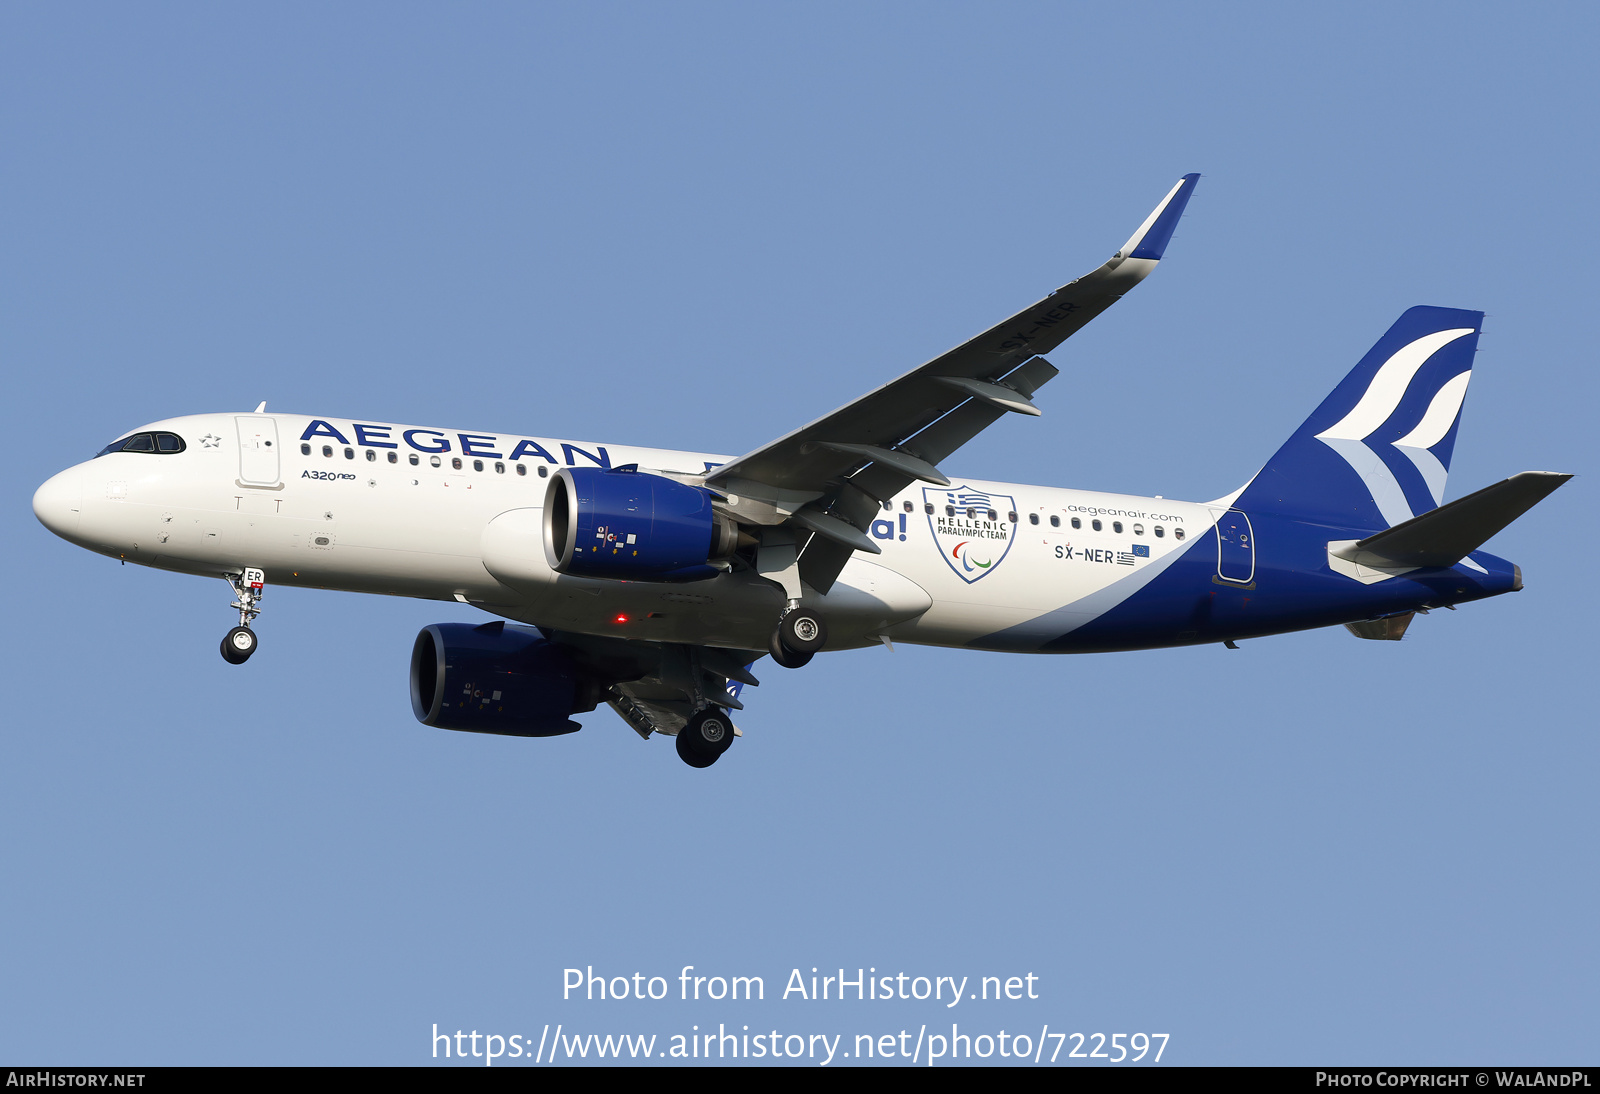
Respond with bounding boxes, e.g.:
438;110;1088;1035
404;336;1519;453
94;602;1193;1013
220;568;265;665
769;605;826;669
676;707;735;768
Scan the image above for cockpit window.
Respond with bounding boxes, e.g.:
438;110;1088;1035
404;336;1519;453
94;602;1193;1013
95;432;186;457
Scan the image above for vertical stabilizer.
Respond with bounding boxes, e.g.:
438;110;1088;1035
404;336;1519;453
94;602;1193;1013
1234;306;1483;530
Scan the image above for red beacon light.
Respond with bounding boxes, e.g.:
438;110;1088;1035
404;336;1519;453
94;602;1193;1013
613;614;629;624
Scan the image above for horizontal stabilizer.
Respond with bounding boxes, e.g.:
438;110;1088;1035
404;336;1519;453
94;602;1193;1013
1332;471;1570;569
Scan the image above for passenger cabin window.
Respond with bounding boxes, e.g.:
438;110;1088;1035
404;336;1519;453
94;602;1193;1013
1154;526;1165;538
987;509;998;521
366;450;376;462
387;452;398;464
409;453;420;466
538;465;549;478
452;458;463;470
344;448;354;460
882;500;892;512
430;455;442;468
516;464;527;476
1071;517;1081;529
323;445;333;458
924;503;933;514
473;459;484;472
1049;515;1060;528
1029;513;1039;525
945;506;955;517
1092;519;1102;531
1113;521;1123;534
1174;528;1185;541
494;462;505;474
1007;511;1017;523
1133;523;1144;535
903;501;913;512
301;443;311;455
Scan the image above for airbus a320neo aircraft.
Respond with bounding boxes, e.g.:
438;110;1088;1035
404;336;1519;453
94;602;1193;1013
34;175;1569;767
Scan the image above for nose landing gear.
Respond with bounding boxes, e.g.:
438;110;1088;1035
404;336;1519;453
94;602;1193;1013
220;568;265;665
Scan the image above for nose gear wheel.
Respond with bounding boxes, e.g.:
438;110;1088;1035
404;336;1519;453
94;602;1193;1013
221;626;257;664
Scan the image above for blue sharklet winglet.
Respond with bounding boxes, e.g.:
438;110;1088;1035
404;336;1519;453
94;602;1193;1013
1122;173;1200;261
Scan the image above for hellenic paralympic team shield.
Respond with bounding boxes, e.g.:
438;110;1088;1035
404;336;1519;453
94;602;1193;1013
924;485;1018;583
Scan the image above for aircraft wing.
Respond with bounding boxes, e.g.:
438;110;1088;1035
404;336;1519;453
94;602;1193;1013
704;173;1200;592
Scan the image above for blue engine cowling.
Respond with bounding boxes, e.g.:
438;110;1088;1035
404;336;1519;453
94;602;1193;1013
542;466;737;581
410;622;582;737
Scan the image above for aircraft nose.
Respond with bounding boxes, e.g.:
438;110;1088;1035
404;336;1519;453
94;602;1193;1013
33;467;83;539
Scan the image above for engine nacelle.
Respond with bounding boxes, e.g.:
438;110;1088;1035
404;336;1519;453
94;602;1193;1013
410;622;583;737
543;466;737;582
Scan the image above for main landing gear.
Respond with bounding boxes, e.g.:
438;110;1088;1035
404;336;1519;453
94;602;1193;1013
768;605;826;669
220;568;265;665
675;707;735;768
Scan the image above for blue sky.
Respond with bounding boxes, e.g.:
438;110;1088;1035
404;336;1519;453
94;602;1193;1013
3;3;1595;1065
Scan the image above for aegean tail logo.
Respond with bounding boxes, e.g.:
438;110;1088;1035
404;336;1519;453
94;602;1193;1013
1314;328;1474;527
923;486;1017;583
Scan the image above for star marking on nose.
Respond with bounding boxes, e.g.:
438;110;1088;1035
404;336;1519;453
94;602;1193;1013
200;434;222;448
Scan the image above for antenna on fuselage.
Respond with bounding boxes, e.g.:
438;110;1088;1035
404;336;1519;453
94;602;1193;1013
253;401;267;413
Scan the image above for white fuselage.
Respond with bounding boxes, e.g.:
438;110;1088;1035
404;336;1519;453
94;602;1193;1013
36;412;1219;653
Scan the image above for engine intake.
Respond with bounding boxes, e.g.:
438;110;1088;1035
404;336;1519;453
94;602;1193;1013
410;622;583;737
543;466;736;581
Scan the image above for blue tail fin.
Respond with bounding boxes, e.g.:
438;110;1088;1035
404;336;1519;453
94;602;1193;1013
1233;306;1483;530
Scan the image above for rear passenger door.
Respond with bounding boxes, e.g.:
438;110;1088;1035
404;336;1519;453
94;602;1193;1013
1209;507;1255;585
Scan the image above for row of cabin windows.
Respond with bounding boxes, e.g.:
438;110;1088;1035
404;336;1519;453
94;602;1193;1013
877;497;1185;540
1028;512;1183;539
300;443;550;477
884;499;1014;521
1027;512;1181;538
